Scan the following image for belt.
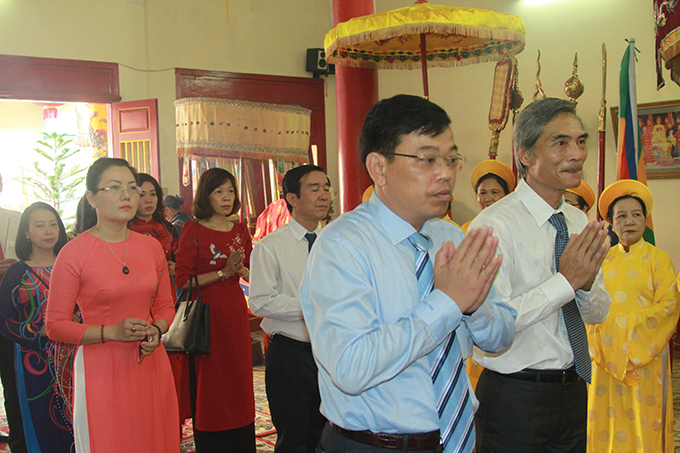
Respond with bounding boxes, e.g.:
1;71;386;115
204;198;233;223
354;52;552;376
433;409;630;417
495;366;580;385
271;334;312;352
329;422;442;451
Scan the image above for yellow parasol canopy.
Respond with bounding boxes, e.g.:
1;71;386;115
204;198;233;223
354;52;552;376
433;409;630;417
324;2;526;71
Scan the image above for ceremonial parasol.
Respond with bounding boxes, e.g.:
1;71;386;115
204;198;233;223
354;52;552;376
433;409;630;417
324;1;526;99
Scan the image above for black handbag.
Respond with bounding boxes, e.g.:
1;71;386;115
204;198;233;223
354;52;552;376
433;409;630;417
162;275;210;355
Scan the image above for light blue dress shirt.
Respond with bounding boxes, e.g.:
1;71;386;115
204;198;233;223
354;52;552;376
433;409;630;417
300;194;515;434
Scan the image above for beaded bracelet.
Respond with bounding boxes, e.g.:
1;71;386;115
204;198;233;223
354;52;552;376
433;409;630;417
151;324;163;341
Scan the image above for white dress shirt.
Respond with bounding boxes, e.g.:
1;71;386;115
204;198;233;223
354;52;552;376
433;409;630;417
470;179;611;373
249;216;318;343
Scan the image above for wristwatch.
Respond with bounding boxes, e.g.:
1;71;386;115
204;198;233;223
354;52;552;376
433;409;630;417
216;269;225;281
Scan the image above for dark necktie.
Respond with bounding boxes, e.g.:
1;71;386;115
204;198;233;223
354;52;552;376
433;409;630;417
304;232;317;252
408;233;475;453
548;212;591;383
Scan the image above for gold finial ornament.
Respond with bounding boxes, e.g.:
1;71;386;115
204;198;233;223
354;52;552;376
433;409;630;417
598;43;607;132
565;52;585;107
533;50;546;101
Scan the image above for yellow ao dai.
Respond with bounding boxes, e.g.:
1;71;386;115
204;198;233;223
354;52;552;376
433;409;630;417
587;239;679;453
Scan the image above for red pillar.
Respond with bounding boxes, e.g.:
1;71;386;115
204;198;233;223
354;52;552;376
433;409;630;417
333;0;379;214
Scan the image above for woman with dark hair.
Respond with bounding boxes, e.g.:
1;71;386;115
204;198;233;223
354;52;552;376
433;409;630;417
461;159;516;233
163;194;193;236
130;174;190;428
0;202;74;452
587;179;680;453
175;167;255;452
130;173;178;278
69;195;97;239
45;157;179;452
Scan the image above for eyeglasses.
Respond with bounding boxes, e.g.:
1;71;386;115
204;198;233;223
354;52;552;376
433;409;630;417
385;153;466;171
96;184;142;196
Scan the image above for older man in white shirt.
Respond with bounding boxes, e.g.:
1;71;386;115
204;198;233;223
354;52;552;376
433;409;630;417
471;98;612;452
249;164;331;453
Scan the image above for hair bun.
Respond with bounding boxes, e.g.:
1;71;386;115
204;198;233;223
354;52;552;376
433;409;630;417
163;195;184;209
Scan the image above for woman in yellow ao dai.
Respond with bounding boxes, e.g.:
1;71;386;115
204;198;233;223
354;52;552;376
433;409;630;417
587;180;680;453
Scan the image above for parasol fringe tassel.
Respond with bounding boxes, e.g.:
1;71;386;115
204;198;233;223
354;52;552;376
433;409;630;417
176;146;308;163
328;52;515;70
326;22;524;57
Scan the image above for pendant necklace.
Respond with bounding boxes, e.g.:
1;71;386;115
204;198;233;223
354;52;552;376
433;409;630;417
95;226;130;274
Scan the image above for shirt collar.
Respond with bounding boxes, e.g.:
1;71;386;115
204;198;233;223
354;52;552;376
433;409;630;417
516;179;567;228
287;216;320;242
367;192;433;246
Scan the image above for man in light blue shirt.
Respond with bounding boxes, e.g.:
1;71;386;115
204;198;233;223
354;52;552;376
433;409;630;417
300;95;516;453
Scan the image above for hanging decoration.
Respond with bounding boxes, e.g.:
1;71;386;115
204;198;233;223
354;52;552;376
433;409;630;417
487;57;519;158
88;103;108;158
174;98;311;163
655;0;680;89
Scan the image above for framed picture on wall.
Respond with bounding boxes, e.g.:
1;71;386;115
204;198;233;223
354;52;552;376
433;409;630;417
611;100;680;179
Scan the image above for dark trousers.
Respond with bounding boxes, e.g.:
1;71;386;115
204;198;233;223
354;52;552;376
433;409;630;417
0;336;26;453
266;337;326;453
475;368;587;453
315;423;442;453
193;422;255;453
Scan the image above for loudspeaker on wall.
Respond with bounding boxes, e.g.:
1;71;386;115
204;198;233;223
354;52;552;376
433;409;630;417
306;48;335;77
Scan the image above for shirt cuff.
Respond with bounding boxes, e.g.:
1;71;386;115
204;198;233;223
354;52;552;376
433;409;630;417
541;272;576;306
414;288;464;342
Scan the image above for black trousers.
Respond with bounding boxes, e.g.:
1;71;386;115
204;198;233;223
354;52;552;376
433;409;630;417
0;335;27;453
193;422;255;452
265;337;326;453
475;369;587;453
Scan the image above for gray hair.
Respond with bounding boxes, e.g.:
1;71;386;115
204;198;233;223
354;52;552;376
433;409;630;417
513;98;582;179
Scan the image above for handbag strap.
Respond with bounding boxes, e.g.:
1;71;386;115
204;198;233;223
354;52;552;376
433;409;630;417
181;275;202;322
21;262;50;289
184;274;202;304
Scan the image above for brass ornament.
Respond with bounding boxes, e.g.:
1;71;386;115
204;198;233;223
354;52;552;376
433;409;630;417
564;53;585;107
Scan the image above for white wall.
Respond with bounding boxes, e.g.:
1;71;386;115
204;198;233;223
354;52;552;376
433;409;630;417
1;0;679;265
375;0;680;266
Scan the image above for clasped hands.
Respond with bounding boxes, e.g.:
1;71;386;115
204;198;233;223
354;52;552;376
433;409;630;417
112;318;161;360
557;220;609;292
433;226;502;315
220;248;247;279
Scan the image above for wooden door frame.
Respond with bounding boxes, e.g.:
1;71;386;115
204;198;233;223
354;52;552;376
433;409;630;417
0;54;120;103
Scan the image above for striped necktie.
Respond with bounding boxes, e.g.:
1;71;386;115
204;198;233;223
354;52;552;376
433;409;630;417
408;233;475;453
548;212;591;383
